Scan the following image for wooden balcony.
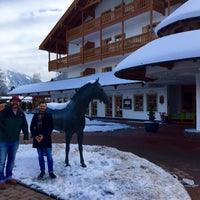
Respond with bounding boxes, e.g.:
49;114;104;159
48;32;156;71
67;0;165;40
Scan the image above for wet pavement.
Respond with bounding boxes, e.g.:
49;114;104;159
1;121;200;199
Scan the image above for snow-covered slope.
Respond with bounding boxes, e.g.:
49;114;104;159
0;69;41;95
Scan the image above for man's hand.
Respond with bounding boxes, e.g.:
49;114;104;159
35;134;44;143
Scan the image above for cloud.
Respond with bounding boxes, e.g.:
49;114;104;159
0;0;73;81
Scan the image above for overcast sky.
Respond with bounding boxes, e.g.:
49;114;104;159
0;0;73;81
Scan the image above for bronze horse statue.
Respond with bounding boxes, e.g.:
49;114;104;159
47;79;109;167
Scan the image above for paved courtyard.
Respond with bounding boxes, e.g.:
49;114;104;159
1;121;200;199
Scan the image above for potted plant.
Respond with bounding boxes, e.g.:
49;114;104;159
144;105;159;133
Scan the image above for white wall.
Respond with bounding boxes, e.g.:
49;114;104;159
49;84;168;121
97;102;106;117
105;84;168;120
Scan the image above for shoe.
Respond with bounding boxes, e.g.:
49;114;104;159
6;179;17;185
37;172;45;179
49;172;56;179
0;183;6;190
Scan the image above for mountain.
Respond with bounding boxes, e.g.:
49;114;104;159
0;69;41;95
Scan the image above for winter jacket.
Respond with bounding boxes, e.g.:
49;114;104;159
30;111;54;148
0;106;29;141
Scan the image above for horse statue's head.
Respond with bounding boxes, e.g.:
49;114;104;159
90;78;109;104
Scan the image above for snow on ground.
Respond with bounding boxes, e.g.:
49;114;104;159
14;113;191;200
25;113;133;133
15;144;190;200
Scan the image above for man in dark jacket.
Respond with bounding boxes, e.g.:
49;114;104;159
0;95;29;190
30;101;56;179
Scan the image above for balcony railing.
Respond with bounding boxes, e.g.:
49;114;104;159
49;32;156;71
67;0;165;40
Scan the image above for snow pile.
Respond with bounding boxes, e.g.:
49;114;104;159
14;144;191;200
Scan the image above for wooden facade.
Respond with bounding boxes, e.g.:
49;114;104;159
39;0;185;73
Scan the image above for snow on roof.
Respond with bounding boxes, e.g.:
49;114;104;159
114;30;200;74
155;0;199;34
8;72;141;95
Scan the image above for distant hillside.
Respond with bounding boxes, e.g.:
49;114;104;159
0;70;41;95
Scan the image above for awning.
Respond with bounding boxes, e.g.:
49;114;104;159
114;30;200;81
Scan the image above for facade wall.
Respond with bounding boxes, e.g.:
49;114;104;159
49;84;168;121
67;2;181;79
48;1;187;122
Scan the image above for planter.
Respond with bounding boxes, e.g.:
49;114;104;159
144;121;159;133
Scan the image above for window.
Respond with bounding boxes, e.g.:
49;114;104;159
57;97;62;103
146;94;157;111
134;94;143;111
63;97;68;102
102;66;112;72
115;34;122;42
44;97;51;103
115;33;125;42
103;37;112;45
142;22;160;33
105;96;112;116
115;95;122;117
91;100;97;116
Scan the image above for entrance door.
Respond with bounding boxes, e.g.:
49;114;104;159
182;85;196;112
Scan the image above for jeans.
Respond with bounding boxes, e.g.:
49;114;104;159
0;140;19;183
37;148;54;173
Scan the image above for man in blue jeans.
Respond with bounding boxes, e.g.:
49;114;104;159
0;95;29;189
30;101;56;179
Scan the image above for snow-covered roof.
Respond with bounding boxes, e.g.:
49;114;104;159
8;72;141;95
155;0;199;34
114;29;200;75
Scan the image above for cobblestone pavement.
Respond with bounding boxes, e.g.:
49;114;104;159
1;121;200;199
0;182;54;200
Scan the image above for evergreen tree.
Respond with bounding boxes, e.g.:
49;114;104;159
0;69;8;95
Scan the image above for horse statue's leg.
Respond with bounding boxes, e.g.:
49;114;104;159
77;131;86;168
65;132;72;167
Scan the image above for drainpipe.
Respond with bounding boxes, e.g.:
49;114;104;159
48;51;50;71
122;0;124;55
149;0;153;40
81;10;84;64
196;74;200;130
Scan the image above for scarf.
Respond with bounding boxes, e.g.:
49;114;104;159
37;112;45;129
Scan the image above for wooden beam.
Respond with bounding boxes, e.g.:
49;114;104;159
49;37;66;46
81;0;101;10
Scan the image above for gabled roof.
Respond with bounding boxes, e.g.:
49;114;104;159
39;0;101;54
8;72;142;96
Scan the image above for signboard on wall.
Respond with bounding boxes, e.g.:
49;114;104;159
123;99;132;109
